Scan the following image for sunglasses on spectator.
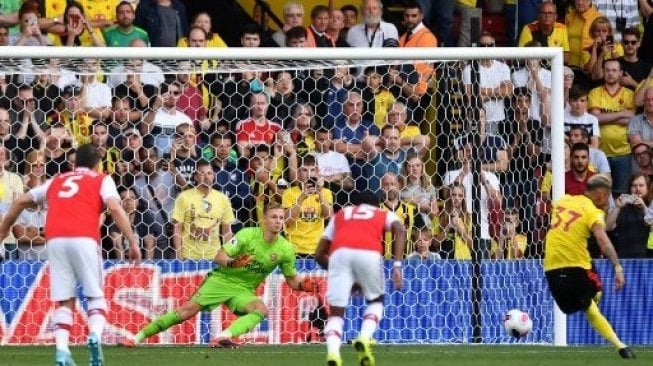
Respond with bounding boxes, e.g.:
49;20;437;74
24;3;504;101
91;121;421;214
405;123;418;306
622;40;638;45
168;90;181;96
479;43;495;47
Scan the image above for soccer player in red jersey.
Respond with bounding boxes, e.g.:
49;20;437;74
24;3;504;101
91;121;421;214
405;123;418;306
0;144;141;366
315;190;406;366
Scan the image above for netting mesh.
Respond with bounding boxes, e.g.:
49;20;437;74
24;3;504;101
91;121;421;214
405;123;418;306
0;54;556;344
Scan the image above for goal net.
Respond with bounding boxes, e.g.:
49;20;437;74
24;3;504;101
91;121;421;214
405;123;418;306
0;46;571;346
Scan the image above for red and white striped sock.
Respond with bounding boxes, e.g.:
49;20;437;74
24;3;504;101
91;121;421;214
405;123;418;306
324;316;344;355
53;307;73;353
360;302;383;339
87;298;107;337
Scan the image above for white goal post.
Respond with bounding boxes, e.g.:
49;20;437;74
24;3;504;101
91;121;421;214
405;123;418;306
0;46;566;346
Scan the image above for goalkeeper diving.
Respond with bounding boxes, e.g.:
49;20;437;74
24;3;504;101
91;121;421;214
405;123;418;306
120;202;318;348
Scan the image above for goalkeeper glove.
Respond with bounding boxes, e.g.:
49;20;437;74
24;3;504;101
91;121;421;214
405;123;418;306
227;255;252;268
299;277;318;292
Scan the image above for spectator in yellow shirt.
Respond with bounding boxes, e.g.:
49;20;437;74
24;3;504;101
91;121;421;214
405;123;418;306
566;0;603;68
177;12;227;48
171;160;235;260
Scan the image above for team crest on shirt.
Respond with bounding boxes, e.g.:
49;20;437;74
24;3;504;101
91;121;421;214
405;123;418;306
225;237;238;249
270;253;278;262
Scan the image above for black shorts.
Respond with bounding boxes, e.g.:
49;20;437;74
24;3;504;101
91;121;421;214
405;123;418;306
545;267;603;314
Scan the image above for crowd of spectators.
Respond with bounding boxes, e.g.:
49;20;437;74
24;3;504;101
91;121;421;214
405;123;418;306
1;0;653;261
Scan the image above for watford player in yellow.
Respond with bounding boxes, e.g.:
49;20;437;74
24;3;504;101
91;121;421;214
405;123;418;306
544;174;634;359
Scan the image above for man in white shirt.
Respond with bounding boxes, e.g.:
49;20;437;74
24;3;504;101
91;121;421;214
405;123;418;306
143;82;192;156
314;127;354;209
512;51;552;126
463;32;514;135
346;0;398;48
442;140;502;259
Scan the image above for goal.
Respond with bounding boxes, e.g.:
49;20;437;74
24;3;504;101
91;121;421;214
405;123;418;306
0;46;571;346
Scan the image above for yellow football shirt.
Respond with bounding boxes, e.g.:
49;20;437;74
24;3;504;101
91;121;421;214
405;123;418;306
588;85;635;157
44;0;118;23
282;186;333;255
380;201;415;258
171;188;236;260
544;194;605;271
177;33;228;48
56;112;94;146
373;90;395;127
490;234;528;259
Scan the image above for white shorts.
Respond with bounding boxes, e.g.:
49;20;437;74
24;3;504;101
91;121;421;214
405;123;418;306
47;237;104;301
326;248;384;307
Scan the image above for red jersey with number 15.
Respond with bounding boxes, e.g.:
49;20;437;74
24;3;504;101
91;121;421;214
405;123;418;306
322;204;400;255
28;168;120;243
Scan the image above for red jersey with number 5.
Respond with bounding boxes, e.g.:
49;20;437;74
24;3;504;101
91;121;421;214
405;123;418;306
322;204;399;255
29;168;119;243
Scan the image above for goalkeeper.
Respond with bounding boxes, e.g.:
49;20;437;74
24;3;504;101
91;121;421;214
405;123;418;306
121;202;317;348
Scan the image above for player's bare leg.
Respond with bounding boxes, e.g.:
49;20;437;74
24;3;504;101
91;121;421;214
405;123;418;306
54;299;77;366
122;300;202;347
323;306;344;366
210;299;268;348
86;297;108;366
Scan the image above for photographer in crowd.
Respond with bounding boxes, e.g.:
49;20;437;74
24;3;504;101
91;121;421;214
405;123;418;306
605;172;651;258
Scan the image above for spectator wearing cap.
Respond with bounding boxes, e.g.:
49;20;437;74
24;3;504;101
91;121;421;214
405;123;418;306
399;1;437;97
143;81;192;156
631;143;653;178
346;0;398;48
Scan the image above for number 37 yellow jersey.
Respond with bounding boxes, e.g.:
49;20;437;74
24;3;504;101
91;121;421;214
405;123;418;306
544;194;606;272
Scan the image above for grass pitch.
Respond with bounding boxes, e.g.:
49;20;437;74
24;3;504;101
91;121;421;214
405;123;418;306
0;344;651;366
